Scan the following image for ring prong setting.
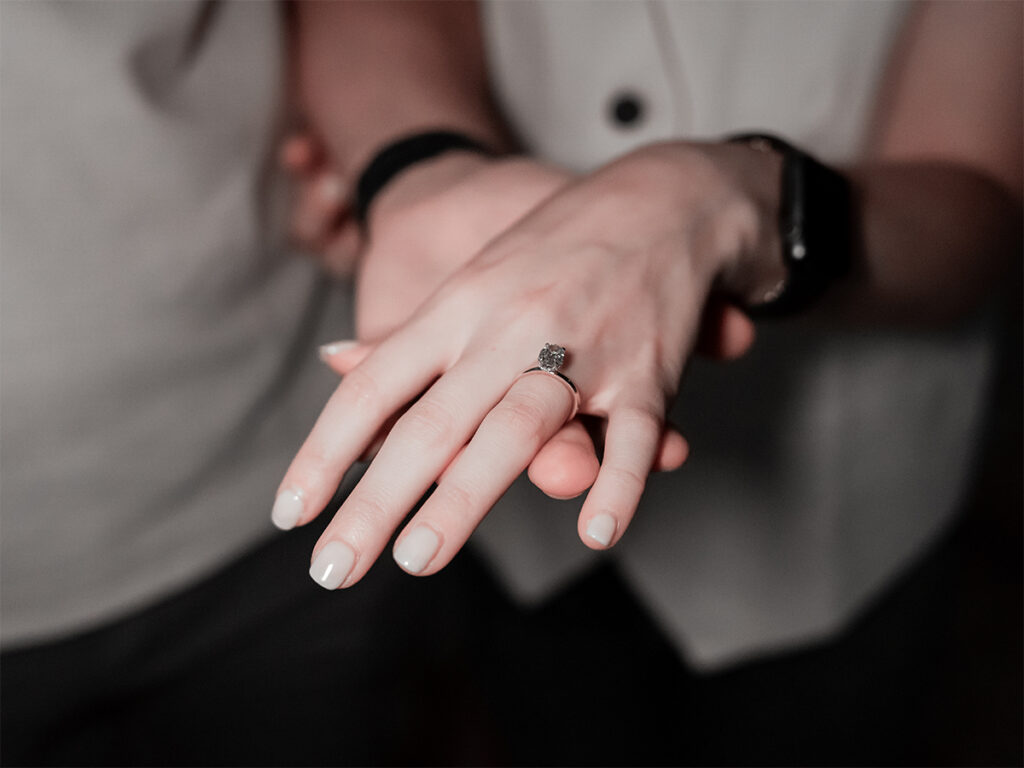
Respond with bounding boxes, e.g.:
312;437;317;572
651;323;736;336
538;343;566;372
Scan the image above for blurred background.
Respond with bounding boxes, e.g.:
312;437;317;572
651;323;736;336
1;1;1020;765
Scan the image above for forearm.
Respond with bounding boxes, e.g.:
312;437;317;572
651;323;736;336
834;0;1022;324
292;0;510;179
728;0;1021;325
628;139;1019;329
837;162;1020;324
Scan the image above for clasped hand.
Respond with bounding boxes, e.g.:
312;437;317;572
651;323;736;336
276;141;773;589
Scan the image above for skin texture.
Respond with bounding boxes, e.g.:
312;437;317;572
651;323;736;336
281;141;783;586
292;150;708;498
281;0;1021;586
284;0;756;506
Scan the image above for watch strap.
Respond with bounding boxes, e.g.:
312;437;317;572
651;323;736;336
727;133;853;316
354;130;496;226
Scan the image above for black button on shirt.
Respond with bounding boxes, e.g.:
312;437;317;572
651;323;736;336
609;92;645;128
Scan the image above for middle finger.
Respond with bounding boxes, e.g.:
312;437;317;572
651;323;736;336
391;369;577;576
309;349;522;588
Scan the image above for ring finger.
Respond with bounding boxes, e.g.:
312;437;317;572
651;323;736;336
390;367;577;576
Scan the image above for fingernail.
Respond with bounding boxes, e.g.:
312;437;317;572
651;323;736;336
271;489;304;530
309;540;356;590
317;175;346;205
393;526;440;575
318;339;358;362
586;514;617;547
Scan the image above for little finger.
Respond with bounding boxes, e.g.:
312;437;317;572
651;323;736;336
578;403;663;549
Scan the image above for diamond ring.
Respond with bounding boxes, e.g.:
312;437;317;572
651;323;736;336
515;343;581;421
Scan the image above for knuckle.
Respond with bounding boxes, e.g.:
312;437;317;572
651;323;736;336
439;269;488;310
423;276;480;326
489;391;551;446
505;288;561;330
336;368;381;417
300;419;350;473
616;406;662;439
345;487;394;529
602;464;648;499
395;398;457;451
296;441;336;479
434;482;479;522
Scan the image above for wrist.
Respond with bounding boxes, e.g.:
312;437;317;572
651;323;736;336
705;141;788;308
369;151;496;224
723;134;855;316
354;129;499;225
620;142;786;298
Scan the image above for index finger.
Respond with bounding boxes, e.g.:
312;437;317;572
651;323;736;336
271;329;446;531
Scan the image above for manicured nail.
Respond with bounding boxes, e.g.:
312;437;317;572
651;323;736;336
586;514;617;547
271;489;304;530
317;339;359;362
309;540;356;590
393;526;440;575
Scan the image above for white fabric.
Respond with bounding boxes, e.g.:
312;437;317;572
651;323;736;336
476;1;994;669
0;1;353;646
1;1;994;670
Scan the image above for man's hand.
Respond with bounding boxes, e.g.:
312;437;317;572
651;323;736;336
355;152;570;339
279;133;360;277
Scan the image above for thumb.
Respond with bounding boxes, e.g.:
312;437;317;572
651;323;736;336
527;420;689;500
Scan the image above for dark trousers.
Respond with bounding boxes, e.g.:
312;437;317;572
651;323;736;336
1;520;500;766
3;497;1020;767
6;301;1021;767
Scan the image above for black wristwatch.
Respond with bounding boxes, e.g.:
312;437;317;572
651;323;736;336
353;130;497;226
727;133;854;317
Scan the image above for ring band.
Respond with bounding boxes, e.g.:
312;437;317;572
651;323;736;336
514;343;581;421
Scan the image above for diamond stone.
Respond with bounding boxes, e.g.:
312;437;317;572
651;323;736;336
538;343;565;372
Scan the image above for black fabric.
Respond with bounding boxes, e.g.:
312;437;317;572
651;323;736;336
354;130;495;225
2;503;1019;767
4;312;1020;766
483;509;1022;767
0;521;502;767
727;133;853;316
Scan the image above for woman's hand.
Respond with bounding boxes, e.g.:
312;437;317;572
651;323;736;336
282;137;625;498
275;141;777;589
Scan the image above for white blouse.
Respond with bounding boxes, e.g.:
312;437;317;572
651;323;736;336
475;0;994;669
